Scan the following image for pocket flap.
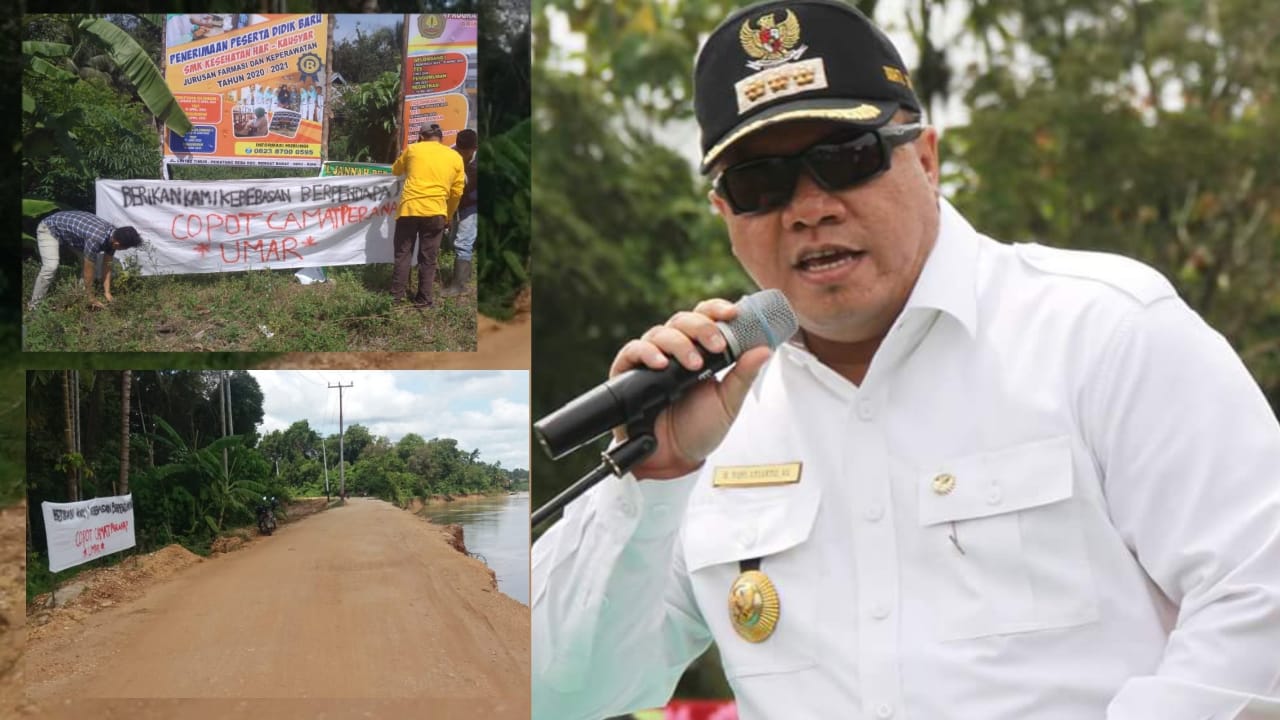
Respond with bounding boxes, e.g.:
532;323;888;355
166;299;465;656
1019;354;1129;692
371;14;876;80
683;479;821;573
918;435;1073;527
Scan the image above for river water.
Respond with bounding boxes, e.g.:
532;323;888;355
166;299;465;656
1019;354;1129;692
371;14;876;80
417;492;529;605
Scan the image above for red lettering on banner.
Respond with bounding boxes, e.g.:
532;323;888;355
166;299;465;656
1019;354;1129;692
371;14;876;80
266;212;305;232
174;212;265;243
218;238;304;265
205;213;224;240
301;209;324;229
239;212;261;234
220;241;240;263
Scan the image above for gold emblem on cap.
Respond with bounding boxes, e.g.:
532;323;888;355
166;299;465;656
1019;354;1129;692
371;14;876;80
883;65;914;90
932;473;956;495
739;9;806;70
729;569;780;642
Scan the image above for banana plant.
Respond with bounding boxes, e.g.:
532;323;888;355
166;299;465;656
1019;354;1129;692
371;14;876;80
150;417;265;534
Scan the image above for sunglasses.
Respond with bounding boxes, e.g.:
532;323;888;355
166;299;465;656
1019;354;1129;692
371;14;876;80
713;123;924;215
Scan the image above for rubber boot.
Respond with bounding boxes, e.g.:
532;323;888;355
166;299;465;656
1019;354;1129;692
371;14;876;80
442;258;472;297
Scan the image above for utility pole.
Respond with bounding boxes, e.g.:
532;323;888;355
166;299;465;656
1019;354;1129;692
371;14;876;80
328;382;353;500
321;436;330;501
225;371;234;438
219;372;228;478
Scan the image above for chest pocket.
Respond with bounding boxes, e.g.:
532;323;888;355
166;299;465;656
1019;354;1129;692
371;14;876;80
682;482;821;679
916;435;1099;641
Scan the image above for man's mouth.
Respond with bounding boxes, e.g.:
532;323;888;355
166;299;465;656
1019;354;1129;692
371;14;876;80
794;248;866;273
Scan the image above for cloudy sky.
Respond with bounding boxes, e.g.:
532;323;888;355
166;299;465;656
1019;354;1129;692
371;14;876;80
247;370;530;470
331;13;400;46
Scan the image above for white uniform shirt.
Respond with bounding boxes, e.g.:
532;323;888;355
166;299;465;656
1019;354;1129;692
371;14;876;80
532;200;1280;720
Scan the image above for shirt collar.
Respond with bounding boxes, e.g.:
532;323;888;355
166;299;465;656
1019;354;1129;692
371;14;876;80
900;197;980;339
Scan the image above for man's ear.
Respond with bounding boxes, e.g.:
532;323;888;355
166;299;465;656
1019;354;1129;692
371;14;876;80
915;125;941;192
708;187;727;217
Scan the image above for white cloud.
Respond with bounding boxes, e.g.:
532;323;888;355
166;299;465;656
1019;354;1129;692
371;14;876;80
248;371;529;469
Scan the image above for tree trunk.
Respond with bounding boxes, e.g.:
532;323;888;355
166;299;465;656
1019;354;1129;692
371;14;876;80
136;376;155;469
62;371;77;502
119;370;132;495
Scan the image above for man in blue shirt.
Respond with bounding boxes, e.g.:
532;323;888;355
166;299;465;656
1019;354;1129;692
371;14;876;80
443;128;479;297
28;211;143;309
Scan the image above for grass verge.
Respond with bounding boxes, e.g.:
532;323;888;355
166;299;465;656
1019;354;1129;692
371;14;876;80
22;259;477;352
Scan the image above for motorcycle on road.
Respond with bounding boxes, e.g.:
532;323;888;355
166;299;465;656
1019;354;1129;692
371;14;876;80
256;496;280;536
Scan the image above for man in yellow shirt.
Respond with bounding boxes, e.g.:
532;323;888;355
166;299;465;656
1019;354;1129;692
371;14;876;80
389;123;466;307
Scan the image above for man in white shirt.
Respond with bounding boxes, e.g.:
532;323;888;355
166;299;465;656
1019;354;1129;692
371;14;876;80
531;1;1280;719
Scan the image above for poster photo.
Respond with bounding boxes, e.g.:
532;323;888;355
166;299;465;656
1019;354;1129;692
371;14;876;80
164;13;329;167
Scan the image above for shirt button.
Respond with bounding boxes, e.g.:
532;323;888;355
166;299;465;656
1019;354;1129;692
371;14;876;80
986;486;1003;505
619;500;637;518
863;503;884;522
857;398;875;420
876;703;894;718
870;602;890;620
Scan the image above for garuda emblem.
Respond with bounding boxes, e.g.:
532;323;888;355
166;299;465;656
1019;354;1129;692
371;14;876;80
739;9;806;70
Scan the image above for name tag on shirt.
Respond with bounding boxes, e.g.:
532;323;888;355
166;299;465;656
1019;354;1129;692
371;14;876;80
713;462;803;488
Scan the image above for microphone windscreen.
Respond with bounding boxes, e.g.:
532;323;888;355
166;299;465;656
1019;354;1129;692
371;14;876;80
721;289;799;358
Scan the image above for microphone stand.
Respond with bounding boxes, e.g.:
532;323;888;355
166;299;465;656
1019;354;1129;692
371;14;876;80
531;415;659;529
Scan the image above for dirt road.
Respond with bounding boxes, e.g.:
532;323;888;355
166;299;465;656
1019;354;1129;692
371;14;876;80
0;504;24;715
269;309;533;371
22;498;529;718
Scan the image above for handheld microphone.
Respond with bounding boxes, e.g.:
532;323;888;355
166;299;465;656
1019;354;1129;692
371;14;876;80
533;289;799;461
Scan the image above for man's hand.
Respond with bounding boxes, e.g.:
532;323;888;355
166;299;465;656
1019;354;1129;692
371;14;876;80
609;298;773;481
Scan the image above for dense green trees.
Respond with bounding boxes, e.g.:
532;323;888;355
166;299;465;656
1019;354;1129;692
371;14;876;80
26;371;271;555
258;422;525;502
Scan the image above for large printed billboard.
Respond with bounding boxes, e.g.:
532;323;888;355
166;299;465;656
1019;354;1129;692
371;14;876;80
164;13;329;168
401;13;477;149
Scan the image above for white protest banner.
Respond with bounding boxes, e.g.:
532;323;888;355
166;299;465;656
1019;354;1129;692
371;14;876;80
95;175;402;275
41;494;137;573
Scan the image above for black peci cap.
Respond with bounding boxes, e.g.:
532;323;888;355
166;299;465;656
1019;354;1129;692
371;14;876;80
695;0;921;173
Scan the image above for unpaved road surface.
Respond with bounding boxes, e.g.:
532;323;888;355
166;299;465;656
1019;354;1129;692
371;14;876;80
0;504;24;714
23;498;529;718
269;310;532;370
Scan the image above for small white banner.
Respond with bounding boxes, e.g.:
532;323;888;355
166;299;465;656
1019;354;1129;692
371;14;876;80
42;494;137;573
95;175;403;276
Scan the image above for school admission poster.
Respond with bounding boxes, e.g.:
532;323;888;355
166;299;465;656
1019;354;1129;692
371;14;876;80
164;13;329;168
401;13;477;150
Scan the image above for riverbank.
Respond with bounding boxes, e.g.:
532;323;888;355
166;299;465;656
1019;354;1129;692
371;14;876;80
405;490;524;513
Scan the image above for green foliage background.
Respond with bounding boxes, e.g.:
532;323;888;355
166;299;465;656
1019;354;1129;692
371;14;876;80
530;0;1280;701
